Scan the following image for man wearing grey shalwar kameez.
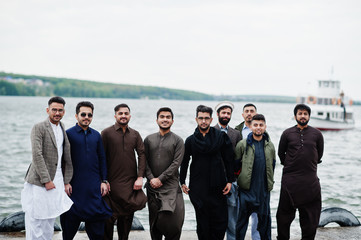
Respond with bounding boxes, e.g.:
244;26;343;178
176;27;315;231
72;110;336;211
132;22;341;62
144;107;185;240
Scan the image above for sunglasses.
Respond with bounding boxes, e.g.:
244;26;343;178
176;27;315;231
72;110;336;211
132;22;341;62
80;112;93;118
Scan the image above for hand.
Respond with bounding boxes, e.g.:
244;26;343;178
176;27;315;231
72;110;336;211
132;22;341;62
45;181;56;191
181;184;190;194
64;183;72;196
150;178;163;189
133;177;143;190
100;183;108;196
223;183;232;195
106;182;111;192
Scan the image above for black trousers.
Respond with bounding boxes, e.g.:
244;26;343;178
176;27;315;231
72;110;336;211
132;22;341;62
60;211;106;240
276;187;321;240
191;193;228;240
103;213;134;240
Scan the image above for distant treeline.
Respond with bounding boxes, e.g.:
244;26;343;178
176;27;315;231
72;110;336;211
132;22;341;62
3;71;353;105
0;72;213;100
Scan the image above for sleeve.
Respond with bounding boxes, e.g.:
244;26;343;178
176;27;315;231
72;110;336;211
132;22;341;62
158;137;185;183
234;140;244;176
271;142;276;170
278;131;288;165
144;137;155;181
221;133;235;183
180;137;191;185
135;131;146;177
236;131;242;146
63;130;73;184
317;131;324;163
31;124;51;184
101;130;108;159
97;133;107;181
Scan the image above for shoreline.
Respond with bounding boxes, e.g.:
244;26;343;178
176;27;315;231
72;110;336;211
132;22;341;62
1;227;361;240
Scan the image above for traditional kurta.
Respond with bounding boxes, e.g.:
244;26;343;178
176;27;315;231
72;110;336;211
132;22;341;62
278;125;324;206
65;124;111;220
180;127;234;240
21;120;73;240
277;125;324;240
22;121;73;220
144;132;185;240
101;123;147;215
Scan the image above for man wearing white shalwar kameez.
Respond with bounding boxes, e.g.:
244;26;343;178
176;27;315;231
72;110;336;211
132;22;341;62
21;96;73;240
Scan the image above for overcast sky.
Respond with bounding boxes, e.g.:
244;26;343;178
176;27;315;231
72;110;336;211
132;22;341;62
1;1;360;99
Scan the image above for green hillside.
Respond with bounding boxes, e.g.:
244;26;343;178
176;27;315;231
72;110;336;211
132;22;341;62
0;72;213;100
0;71;308;104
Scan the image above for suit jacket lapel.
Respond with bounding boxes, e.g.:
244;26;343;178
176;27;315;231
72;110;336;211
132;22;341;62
45;119;57;149
59;121;66;146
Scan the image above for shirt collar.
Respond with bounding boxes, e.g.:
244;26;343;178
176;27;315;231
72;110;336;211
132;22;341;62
114;122;129;132
48;119;62;130
217;123;229;132
75;123;91;133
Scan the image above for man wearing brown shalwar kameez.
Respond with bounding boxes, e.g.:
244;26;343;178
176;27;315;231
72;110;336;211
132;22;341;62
276;104;324;240
101;103;147;240
144;107;185;240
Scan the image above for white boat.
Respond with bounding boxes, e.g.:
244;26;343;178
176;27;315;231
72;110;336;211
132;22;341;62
297;80;355;131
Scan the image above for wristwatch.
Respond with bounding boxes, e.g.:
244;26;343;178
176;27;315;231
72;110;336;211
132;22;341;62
102;180;109;184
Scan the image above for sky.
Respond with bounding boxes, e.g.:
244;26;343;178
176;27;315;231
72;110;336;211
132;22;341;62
1;0;361;99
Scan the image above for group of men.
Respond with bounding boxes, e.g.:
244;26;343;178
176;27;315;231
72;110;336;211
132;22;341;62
21;96;324;240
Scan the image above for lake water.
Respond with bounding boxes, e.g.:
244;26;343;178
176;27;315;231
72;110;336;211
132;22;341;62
1;96;361;232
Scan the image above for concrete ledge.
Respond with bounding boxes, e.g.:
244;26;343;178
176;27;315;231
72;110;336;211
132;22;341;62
1;227;361;240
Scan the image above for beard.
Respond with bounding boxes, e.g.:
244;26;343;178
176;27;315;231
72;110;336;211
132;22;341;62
199;125;210;132
159;126;171;131
78;122;89;128
117;118;129;126
296;119;309;126
253;132;263;137
218;117;230;126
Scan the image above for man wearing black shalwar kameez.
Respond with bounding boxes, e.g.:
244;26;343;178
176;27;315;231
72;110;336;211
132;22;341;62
180;105;234;240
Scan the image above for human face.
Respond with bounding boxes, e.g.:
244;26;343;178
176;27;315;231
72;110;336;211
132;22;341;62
217;107;232;126
295;109;310;127
115;107;131;126
251;120;266;137
46;102;65;125
242;106;257;123
76;106;93;130
157;111;174;131
196;112;212;132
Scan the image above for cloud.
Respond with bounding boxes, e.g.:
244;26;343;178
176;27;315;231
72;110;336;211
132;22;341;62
1;0;360;99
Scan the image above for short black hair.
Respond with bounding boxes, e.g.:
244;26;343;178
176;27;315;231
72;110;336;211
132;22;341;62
196;105;213;117
157;107;174;119
114;103;130;113
252;114;266;123
243;103;257;111
294;104;311;116
76;101;94;114
48;96;65;106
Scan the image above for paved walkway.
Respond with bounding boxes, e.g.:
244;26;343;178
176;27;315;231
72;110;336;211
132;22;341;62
1;227;361;240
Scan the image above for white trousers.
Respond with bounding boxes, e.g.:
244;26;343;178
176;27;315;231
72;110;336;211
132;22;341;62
25;212;55;240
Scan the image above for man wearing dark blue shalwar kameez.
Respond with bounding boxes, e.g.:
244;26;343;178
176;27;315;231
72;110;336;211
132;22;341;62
61;101;112;240
234;114;275;240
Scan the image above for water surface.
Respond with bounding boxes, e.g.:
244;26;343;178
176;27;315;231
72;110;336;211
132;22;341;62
1;96;360;231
